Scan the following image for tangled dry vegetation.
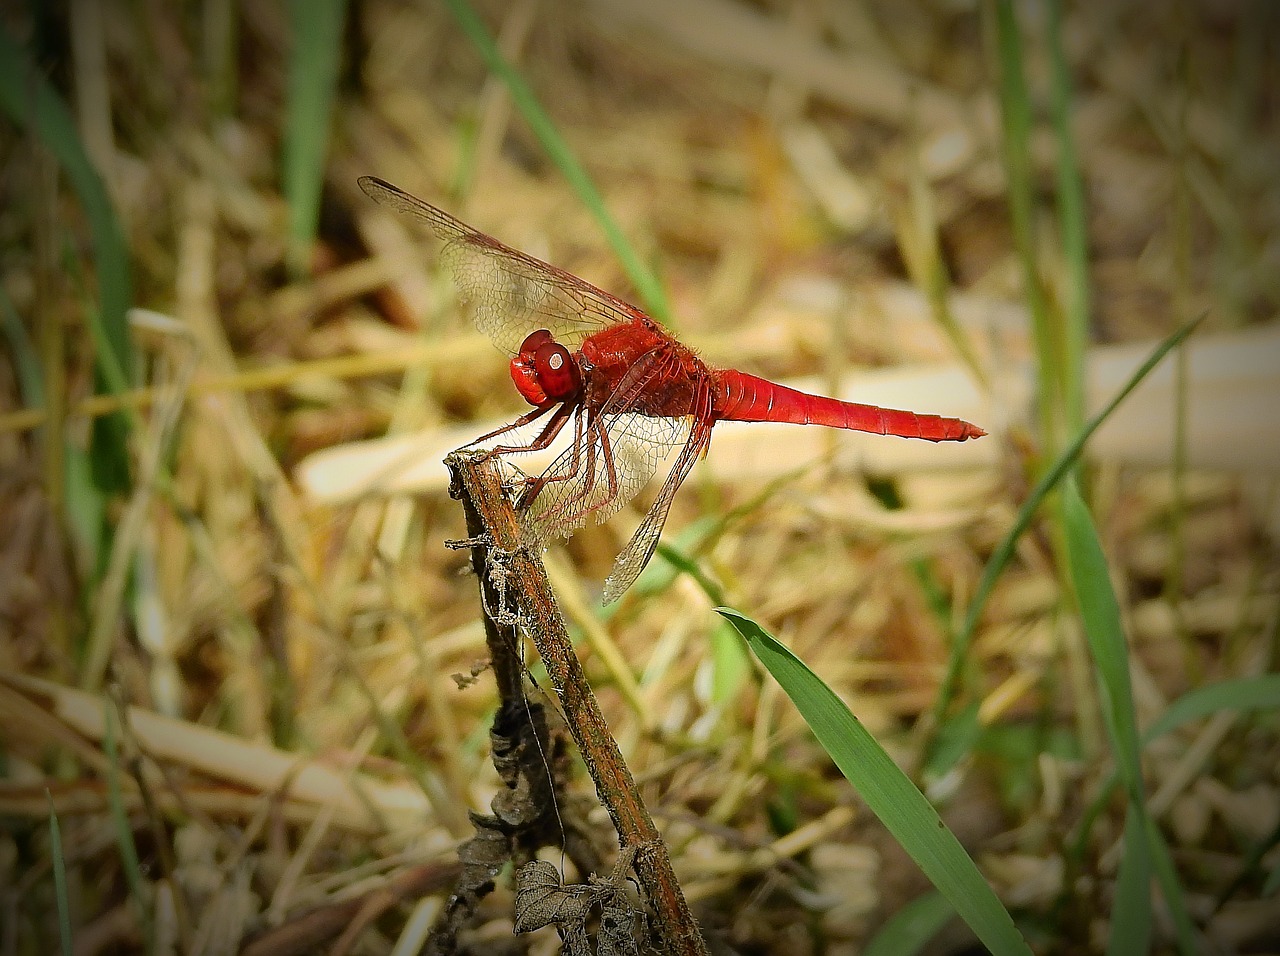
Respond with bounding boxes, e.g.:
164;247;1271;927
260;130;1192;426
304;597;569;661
1;1;1278;954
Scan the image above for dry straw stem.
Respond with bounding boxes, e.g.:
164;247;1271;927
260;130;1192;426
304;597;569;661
447;451;710;956
238;861;461;956
0;314;487;435
0;673;432;833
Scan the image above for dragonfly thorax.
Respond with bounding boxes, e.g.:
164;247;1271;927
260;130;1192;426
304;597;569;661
510;329;582;407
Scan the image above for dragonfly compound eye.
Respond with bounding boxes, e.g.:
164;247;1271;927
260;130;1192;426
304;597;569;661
534;342;580;401
518;329;555;352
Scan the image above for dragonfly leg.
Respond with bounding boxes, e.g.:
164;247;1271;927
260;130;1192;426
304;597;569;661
465;404;556;450
529;408;603;525
575;410;620;524
552;410;620;526
596;423;621;511
478;402;576;459
515;406;587;510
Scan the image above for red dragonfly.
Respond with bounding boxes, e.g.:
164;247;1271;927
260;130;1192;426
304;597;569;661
359;177;985;603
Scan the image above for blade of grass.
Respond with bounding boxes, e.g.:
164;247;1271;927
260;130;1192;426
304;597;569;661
1166;38;1196;680
1061;479;1141;796
718;608;1032;956
0;23;135;492
994;0;1102;800
1148;674;1280;739
928;313;1206;769
64;428;106;579
653;536;724;605
862;891;956;956
47;794;73;956
203;0;239;118
1108;804;1153;956
1144;814;1199;955
1045;0;1105;782
103;703;153;952
709;618;752;705
1069;673;1280;885
991;0;1062;456
924;700;983;781
1045;0;1089;438
1;285;44;406
284;0;348;275
1061;478;1198;954
439;0;670;323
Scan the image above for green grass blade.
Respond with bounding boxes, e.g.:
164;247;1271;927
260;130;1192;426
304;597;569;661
64;434;106;578
992;0;1061;453
653;535;724;604
1144;812;1199;954
1071;673;1280;886
1061;479;1141;788
634;471;804;605
1045;0;1089;437
103;703;153;951
1;284;44;406
862;891;956;956
718;608;1032;956
47;795;74;956
709;618;751;705
203;0;240;118
0;23;135;492
440;0;670;323
1062;479;1198;954
284;0;348;275
925;700;983;780
897;124;990;392
1147;675;1280;739
1108;805;1153;956
929;313;1206;763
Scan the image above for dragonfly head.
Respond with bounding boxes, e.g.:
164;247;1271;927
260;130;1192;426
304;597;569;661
510;329;581;407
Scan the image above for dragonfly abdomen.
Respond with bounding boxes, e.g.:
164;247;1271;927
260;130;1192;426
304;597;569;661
713;370;985;442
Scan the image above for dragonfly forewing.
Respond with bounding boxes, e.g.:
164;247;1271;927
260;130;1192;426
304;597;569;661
359;176;645;355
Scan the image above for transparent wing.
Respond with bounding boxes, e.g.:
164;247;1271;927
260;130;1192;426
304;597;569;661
598;435;709;603
359;176;647;355
600;395;714;604
519;408;694;550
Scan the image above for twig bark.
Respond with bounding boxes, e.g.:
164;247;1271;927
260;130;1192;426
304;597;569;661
429;456;587;953
446;451;709;956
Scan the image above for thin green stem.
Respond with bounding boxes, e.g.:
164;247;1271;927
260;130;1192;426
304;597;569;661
1046;0;1089;438
992;0;1063;457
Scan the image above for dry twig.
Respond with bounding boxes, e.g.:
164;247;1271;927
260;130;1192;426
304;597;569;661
444;450;709;955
